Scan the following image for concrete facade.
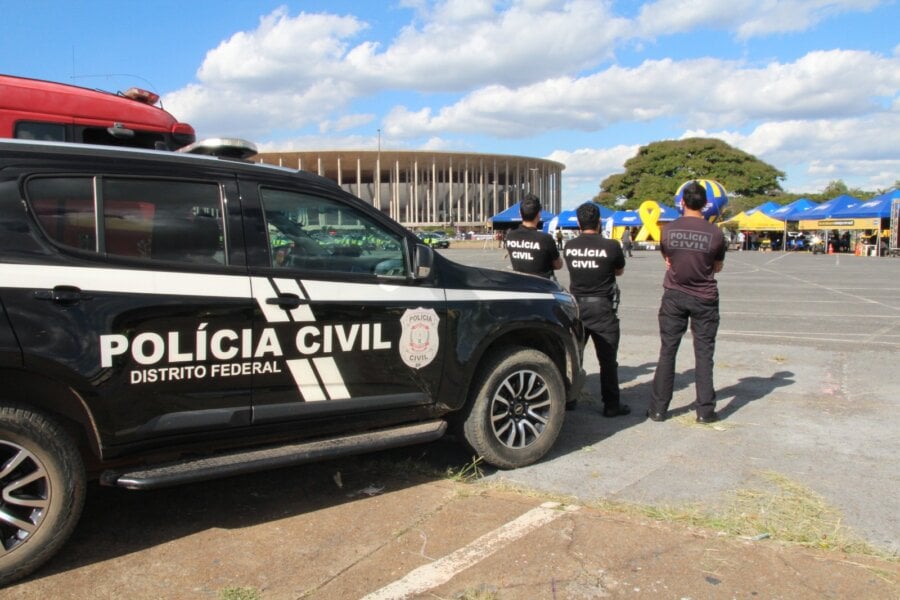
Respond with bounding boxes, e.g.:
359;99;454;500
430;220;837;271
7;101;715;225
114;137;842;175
255;150;564;229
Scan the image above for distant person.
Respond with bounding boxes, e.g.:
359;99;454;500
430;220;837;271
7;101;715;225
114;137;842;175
564;202;630;417
621;227;634;257
555;228;564;250
505;194;562;279
648;181;727;423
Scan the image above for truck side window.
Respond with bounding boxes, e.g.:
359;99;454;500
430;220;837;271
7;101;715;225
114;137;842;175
259;187;405;277
15;121;67;142
28;177;98;252
26;176;226;265
102;179;226;265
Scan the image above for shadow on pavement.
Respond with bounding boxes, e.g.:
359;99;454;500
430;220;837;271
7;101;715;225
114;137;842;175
715;370;796;419
28;444;466;584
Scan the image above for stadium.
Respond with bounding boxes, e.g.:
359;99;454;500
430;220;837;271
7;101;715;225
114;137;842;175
254;150;565;229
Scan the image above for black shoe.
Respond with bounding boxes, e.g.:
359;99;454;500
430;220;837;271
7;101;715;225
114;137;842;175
602;405;631;418
696;412;719;424
565;399;578;412
646;409;666;422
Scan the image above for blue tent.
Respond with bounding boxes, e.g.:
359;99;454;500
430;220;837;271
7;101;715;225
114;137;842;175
490;201;555;224
798;194;861;220
830;189;899;219
768;198;817;221
611;210;642;227
744;201;781;216
552;203;614;229
658;204;680;221
609;204;679;227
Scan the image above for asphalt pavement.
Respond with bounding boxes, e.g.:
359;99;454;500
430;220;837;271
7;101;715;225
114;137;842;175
4;245;898;599
446;245;900;554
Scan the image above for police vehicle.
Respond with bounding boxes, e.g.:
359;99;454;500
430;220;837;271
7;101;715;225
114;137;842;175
0;138;584;584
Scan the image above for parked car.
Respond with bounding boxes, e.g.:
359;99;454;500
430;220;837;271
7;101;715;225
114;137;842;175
417;231;450;248
0;138;584;584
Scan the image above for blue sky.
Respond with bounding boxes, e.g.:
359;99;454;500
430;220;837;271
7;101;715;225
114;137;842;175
3;0;898;208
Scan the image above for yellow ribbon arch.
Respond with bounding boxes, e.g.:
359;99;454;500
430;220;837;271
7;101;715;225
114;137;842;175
635;200;662;241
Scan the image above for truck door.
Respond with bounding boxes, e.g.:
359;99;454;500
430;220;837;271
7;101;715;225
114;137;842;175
2;172;255;446
239;181;448;426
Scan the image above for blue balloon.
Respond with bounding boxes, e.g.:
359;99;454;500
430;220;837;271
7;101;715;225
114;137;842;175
675;179;729;222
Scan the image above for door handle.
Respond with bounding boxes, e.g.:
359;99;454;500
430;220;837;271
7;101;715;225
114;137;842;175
34;285;93;304
265;293;306;309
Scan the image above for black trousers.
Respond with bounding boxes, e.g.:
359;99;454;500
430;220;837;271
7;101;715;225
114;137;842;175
578;298;620;408
650;288;720;417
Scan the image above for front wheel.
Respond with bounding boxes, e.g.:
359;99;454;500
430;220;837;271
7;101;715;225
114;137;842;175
0;405;86;586
461;347;566;469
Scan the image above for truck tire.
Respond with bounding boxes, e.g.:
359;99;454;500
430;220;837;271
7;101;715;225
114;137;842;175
0;405;86;587
462;347;565;469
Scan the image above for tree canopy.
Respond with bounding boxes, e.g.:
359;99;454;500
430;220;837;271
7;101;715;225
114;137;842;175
594;138;785;210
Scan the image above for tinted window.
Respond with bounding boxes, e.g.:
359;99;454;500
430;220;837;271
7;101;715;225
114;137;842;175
27;176;226;265
15;121;66;142
103;179;225;264
29;177;97;251
260;188;405;277
80;126;168;150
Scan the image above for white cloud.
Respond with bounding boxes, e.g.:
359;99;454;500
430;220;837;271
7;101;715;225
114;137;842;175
549;145;641;204
349;0;628;91
159;1;897;197
683;111;900;191
636;0;882;40
319;113;375;133
196;8;367;89
420;136;457;150
165;2;630;136
256;133;380;152
383;50;900;137
548;145;639;179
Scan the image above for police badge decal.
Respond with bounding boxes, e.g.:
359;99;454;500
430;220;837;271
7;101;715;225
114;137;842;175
399;307;440;369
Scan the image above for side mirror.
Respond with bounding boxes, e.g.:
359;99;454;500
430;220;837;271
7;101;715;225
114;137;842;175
413;243;433;279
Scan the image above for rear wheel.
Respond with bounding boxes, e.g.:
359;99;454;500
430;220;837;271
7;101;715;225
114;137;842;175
0;405;85;586
462;347;565;469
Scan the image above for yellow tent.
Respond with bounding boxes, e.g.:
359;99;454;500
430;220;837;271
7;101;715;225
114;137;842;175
722;210;785;231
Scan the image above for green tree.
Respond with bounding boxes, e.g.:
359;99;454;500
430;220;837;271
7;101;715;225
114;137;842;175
813;179;874;201
594;138;785;210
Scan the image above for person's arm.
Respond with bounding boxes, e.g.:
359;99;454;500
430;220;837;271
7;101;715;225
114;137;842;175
615;267;624;276
549;237;563;270
713;260;724;273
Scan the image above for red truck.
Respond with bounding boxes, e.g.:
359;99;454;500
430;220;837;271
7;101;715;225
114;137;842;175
0;74;195;151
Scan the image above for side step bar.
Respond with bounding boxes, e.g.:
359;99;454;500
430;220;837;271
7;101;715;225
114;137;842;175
101;420;447;490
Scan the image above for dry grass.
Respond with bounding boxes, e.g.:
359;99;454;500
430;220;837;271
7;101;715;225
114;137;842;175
443;585;500;600
219;588;261;600
634;471;888;557
445;456;485;483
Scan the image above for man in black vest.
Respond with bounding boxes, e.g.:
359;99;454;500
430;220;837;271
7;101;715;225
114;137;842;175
648;181;727;423
505;194;561;279
564;203;630;417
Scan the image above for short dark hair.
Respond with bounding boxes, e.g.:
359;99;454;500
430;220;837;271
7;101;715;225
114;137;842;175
520;194;541;221
576;202;600;230
681;181;707;211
